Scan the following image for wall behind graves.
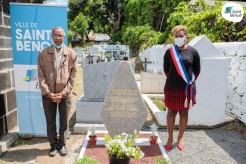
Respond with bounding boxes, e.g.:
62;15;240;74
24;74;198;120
0;0;18;138
214;42;246;123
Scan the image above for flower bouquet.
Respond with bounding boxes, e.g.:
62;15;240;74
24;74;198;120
104;131;144;163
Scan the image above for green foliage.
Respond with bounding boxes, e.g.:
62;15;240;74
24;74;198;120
14;139;30;146
151;98;166;111
67;0;245;52
111;30;124;43
68;0;187;44
69;12;89;45
67;30;74;44
74;156;99;164
122;25;162;56
164;0;246;42
155;157;175;164
68;0;124;35
124;0;189;31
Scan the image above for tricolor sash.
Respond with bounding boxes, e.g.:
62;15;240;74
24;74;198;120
169;46;195;109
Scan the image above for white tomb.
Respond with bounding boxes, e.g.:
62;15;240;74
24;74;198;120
139;45;169;94
139;45;171;73
73;47;84;65
188;36;232;125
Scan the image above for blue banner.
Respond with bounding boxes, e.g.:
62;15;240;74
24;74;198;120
10;3;68;136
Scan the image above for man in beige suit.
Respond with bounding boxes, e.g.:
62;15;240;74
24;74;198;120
38;26;77;157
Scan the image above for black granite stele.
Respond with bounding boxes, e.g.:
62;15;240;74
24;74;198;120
101;61;148;137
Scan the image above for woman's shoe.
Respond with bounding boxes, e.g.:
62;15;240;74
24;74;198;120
164;145;173;151
177;144;184;151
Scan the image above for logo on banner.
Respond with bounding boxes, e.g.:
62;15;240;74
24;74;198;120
222;3;243;22
23;69;38;82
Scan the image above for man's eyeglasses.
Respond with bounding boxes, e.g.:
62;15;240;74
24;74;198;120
53;34;64;39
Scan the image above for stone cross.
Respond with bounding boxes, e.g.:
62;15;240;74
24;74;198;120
142;57;152;72
101;61;148;136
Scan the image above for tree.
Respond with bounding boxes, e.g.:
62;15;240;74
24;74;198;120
68;0;124;35
102;0;125;33
122;25;162;56
124;0;189;32
68;0;88;21
69;13;89;46
164;0;246;42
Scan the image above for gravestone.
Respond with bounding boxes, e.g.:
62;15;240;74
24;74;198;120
101;61;148;136
76;61;121;124
76;61;135;125
139;45;169;73
83;61;122;99
142;57;152;72
92;56;99;64
88;46;99;55
73;47;83;65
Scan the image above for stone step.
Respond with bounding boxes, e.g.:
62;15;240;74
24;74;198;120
74;123;106;134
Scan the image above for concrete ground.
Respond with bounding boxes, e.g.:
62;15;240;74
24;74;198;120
159;125;246;164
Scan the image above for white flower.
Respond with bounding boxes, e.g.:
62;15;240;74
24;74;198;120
104;131;144;159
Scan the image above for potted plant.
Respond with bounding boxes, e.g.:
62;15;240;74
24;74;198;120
105;131;144;164
89;125;97;144
150;123;158;145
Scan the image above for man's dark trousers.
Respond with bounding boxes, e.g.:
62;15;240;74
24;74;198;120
42;96;71;148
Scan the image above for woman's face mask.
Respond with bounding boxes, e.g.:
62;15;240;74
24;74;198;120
174;37;185;47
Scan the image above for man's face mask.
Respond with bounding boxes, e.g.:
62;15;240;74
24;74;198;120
52;42;63;49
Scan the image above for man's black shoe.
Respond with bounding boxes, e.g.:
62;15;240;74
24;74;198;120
60;146;68;156
49;146;58;157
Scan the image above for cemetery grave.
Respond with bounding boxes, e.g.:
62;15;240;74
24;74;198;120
77;61;169;163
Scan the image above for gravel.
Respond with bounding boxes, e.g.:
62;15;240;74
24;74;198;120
158;127;246;164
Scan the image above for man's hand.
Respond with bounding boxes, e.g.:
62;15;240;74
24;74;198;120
46;93;63;103
46;92;54;99
53;93;63;102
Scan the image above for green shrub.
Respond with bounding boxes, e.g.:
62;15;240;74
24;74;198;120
164;0;246;43
74;156;99;164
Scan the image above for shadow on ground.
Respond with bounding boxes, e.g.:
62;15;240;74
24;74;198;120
205;123;246;164
1;148;49;163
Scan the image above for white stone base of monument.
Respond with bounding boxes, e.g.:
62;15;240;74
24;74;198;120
76;97;104;123
96;137;151;146
143;94;234;127
74;123;106;134
77;130;169;162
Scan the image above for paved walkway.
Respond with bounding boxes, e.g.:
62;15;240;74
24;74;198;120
159;127;246;164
